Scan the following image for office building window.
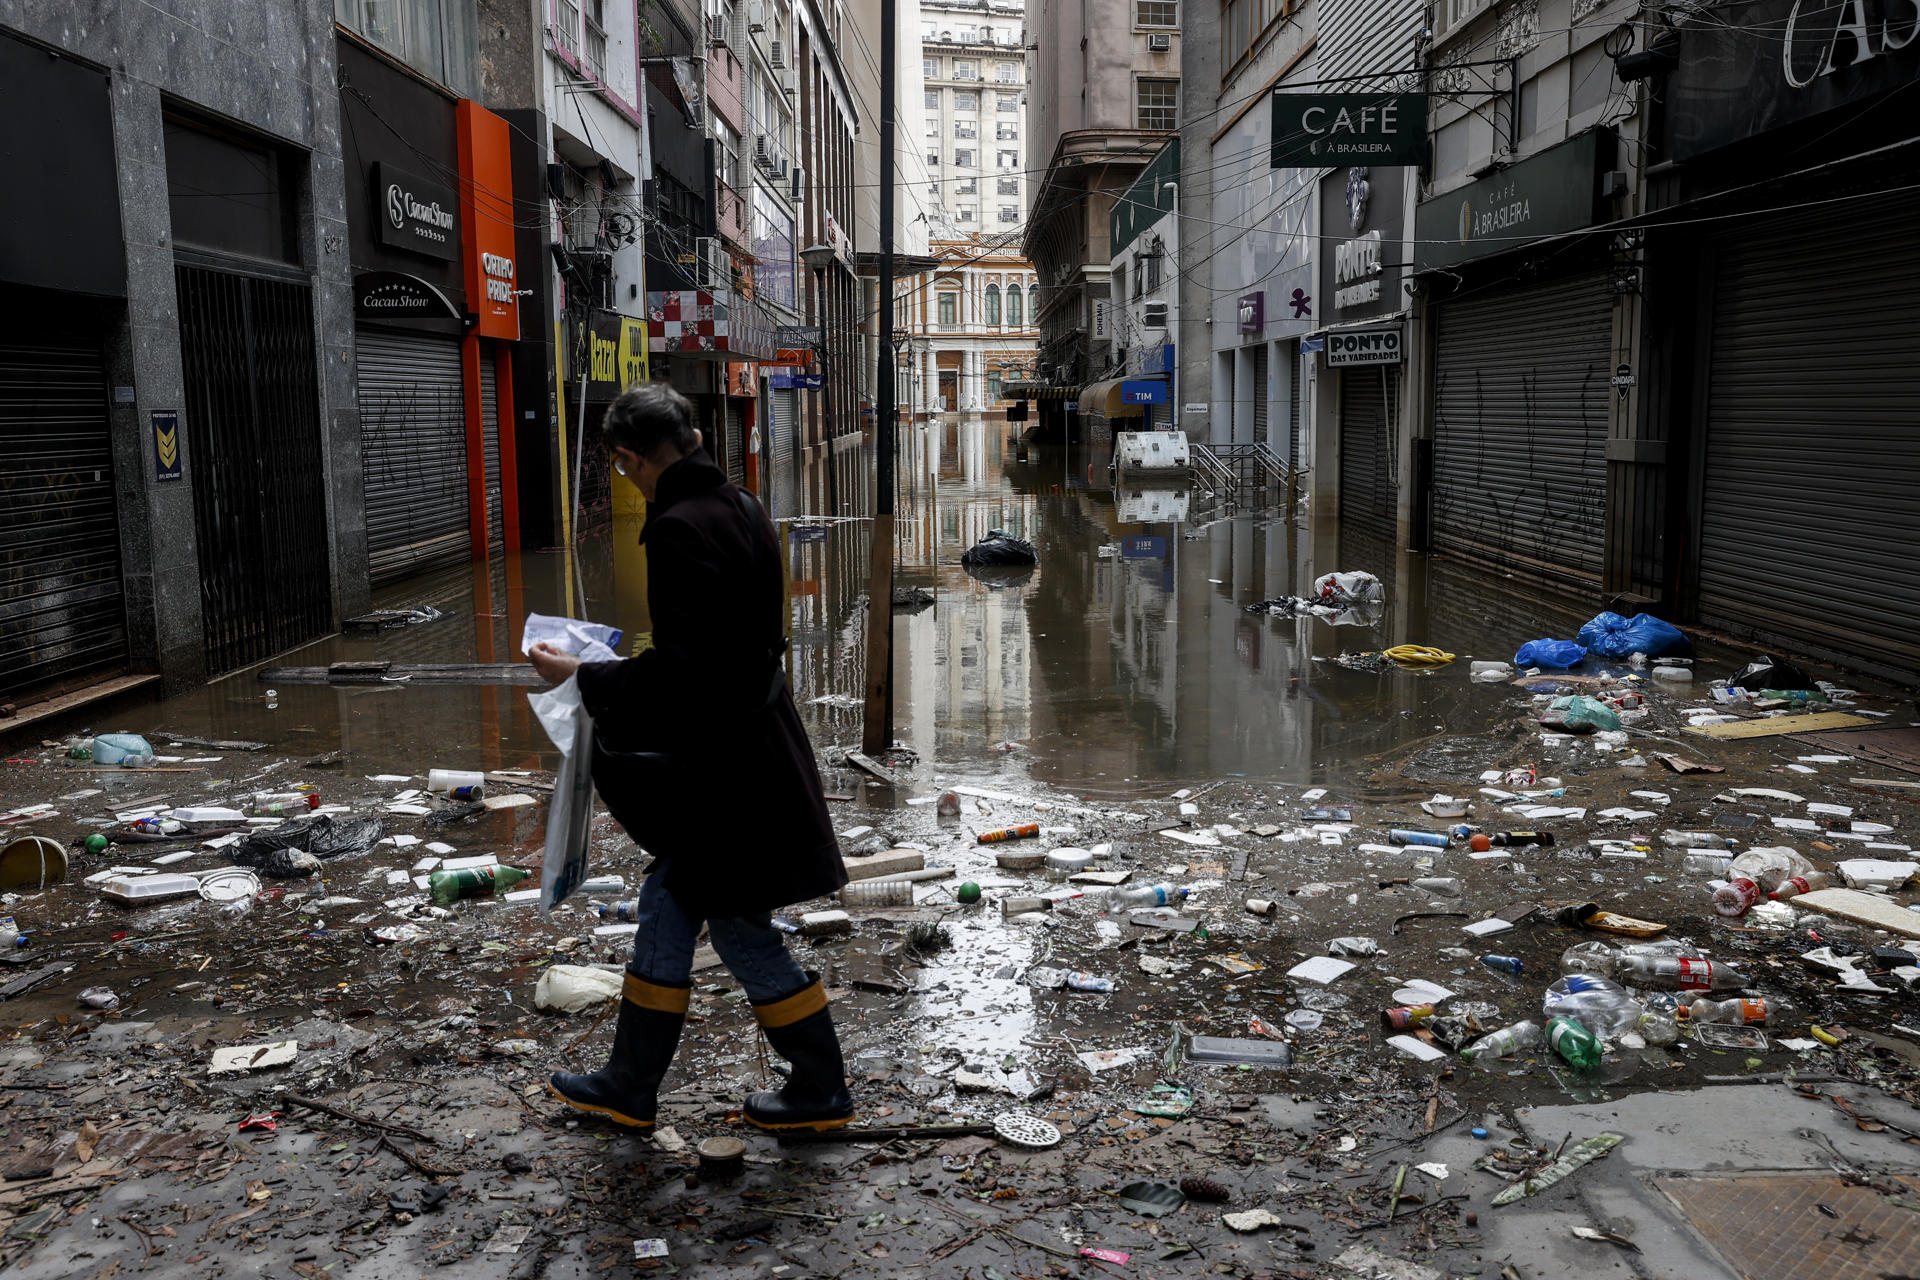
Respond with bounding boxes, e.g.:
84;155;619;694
985;284;1000;325
997;149;1018;168
955;91;978;110
1137;0;1177;25
1112;265;1126;305
997;122;1018;140
988;369;1003;400
959;24;977;40
1007;286;1023;325
925;119;940;137
924;90;939;108
939;293;957;325
1146;252;1163;289
955;123;976;138
998;177;1020;194
927;151;940;166
955;59;977;79
923;57;938;77
998;93;1019;111
958;205;975;221
955;148;973;166
957;179;978;193
996;61;1020;82
1137;78;1178;130
1224;0;1289;66
999;206;1019;222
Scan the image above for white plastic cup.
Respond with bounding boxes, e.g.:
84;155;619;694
428;769;486;794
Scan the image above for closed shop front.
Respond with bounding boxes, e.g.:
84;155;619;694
1429;272;1612;587
722;399;747;486
1692;195;1920;678
358;330;471;584
0;327;127;702
771;386;797;463
1337;364;1396;540
479;345;503;553
1249;344;1269;445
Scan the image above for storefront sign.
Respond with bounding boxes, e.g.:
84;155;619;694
767;348;813;368
373;162;458;261
354;271;460;319
727;361;759;397
1272;93;1428;167
1413;129;1611;271
150;410;181;482
457;102;522;342
618;317;646;389
584;311;647;402
1237;291;1264;334
1666;0;1920;162
1121;536;1167;558
1322;325;1403;366
1317;165;1404;324
1121;380;1168;405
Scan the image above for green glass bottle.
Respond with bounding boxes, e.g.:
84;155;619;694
428;864;531;906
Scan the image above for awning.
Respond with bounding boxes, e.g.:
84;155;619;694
1078;378;1145;419
1005;383;1079;401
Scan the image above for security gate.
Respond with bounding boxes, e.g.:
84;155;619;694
480;347;503;553
356;330;470;585
0;332;128;701
1338;366;1396;539
176;263;333;675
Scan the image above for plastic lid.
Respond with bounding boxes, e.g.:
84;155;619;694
197;868;263;903
993;1112;1062;1149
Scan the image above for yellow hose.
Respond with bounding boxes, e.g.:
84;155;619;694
1382;645;1457;667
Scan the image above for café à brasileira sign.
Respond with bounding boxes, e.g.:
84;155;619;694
1272;93;1428;167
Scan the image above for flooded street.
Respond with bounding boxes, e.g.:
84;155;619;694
5;419;1920;1280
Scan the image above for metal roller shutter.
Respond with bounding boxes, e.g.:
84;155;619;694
357;330;470;586
771;388;795;463
1250;345;1269;444
1288;344;1303;470
479;349;503;553
723;399;746;486
1338;366;1396;539
0;338;127;701
1430;272;1612;586
1696;196;1920;680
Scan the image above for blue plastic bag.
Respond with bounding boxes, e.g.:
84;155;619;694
1576;611;1691;660
1514;639;1587;668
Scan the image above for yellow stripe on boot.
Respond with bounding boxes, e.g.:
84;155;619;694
623;973;692;1015
752;980;827;1029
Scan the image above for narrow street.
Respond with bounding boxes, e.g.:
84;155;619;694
4;424;1919;1279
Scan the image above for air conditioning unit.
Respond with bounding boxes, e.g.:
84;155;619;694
769;39;786;67
753;136;776;170
708;14;727;43
776;154;789;179
698;237;731;290
1143;301;1168;327
1147;32;1171;51
748;2;764;31
782;64;797;95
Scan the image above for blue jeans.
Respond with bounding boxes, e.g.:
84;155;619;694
627;870;810;1002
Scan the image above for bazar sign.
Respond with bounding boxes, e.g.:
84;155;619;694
1321;325;1402;366
1412;129;1609;271
1272;93;1428;167
373;163;458;261
1665;0;1920;162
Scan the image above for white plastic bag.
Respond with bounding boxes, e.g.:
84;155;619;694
521;612;623;664
534;680;597;914
529;674;583;755
1312;571;1384;605
534;964;624;1013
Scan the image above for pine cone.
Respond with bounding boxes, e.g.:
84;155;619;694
1180;1175;1230;1202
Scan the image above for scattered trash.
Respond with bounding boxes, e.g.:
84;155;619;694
209;1039;300;1075
960;532;1039;567
1114;1180;1185;1217
534;964;625;1012
1514;639;1587;668
1491;1134;1624;1205
76;985;119;1009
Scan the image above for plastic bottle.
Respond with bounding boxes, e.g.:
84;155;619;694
1480;954;1525;976
216;896;255;923
0;916;25;951
596;899;641;922
1103;883;1188;910
1381;1003;1436;1031
1390;829;1448;847
1542;975;1644;1037
1066;972;1113;993
1651;665;1694;682
1559;941;1620;977
1728;847;1816;893
1460;1019;1541;1062
1770;872;1831;901
91;734;154;767
840;880;913;907
1687;996;1768;1025
1546;1016;1604;1070
131;817;184;836
1638;1010;1681;1046
1490;831;1554;848
977;823;1040;844
1712;877;1764;918
251;791;318;816
1663;831;1735;850
428;864;531;906
1413;876;1462;896
1614;954;1748;991
1682;852;1735;877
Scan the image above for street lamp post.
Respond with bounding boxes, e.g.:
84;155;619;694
801;243;837;517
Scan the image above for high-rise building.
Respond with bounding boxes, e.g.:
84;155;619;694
917;0;1029;236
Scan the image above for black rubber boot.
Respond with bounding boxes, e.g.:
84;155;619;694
744;975;855;1132
548;974;688;1128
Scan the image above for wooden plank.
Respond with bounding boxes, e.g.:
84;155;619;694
1793;888;1920;939
1685;712;1875;740
0;675;162;740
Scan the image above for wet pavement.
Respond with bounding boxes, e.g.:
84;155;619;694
4;417;1920;1278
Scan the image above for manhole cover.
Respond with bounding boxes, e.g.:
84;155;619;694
1657;1171;1920;1280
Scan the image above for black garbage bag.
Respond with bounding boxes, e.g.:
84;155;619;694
960;533;1038;567
1729;653;1816;692
230;814;386;879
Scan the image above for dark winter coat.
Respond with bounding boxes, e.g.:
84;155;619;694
575;451;845;917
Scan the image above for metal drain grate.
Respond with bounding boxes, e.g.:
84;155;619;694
1656;1171;1920;1280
